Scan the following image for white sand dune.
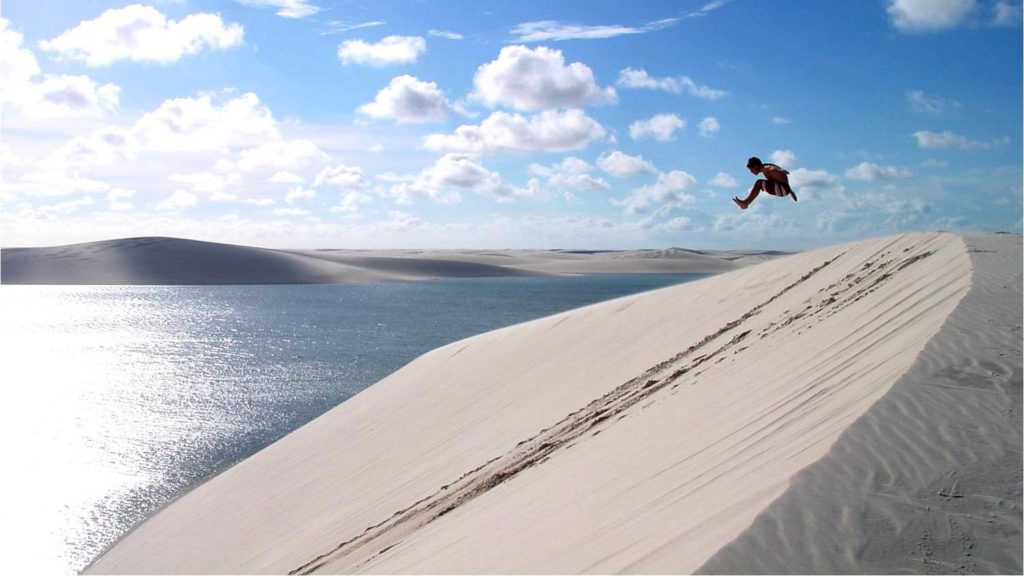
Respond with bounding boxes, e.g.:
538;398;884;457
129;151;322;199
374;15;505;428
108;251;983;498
0;237;766;285
85;232;1021;574
297;247;765;276
698;233;1023;574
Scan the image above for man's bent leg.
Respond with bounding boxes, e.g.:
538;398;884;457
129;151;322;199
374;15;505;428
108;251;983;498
734;180;764;209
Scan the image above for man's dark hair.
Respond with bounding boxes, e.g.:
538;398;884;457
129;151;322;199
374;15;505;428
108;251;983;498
746;156;763;168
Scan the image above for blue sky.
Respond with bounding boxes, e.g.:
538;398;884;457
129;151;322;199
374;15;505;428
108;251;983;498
1;0;1020;249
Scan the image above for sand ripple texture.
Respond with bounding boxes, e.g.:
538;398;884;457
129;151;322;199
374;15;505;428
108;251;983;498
698;233;1022;575
87;233;1020;574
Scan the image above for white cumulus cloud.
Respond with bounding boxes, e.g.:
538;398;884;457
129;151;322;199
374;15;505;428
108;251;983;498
269;171;305;184
4;169;110;198
710;172;739;187
424;109;606;154
431;154;536;202
39;5;244;66
385;154;537;204
614;170;697;214
472;45;617;112
629;113;685;141
170;170;242;194
771;149;798;168
237;139;326;172
887;0;978;31
597;150;657;177
24;75;121;119
529;157;610;192
107;187;135;211
790;168;839;190
285;186;316;204
359;75;450;123
698;116;720;137
331;190;372;213
315;164;367;190
844;162;913;181
133;92;280;153
338;36;425;66
156;190;199;211
1;19;40;93
50;126;136;167
1;20;120;119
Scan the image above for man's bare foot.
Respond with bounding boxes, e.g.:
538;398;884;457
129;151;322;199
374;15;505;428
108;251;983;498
732;197;747;210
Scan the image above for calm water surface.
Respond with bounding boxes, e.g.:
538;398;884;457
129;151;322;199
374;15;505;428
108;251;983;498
0;274;706;574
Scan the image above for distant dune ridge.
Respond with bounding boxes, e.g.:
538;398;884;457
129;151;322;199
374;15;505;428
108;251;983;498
0;237;771;285
83;232;1021;574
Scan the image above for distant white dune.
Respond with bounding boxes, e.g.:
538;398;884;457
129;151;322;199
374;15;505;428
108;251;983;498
85;232;1022;574
0;237;768;285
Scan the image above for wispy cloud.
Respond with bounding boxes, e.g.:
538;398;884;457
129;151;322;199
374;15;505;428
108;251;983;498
617;67;728;100
913;129;1009;150
509;17;680;42
686;0;734;18
428;29;464;40
906;89;961;114
234;0;320;19
321;20;386;35
993;1;1023;26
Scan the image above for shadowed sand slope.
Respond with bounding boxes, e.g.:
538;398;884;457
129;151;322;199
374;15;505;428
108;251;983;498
697;233;1022;574
0;237;771;285
86;233;1020;574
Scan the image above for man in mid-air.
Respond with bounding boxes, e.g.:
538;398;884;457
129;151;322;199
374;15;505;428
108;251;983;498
733;156;798;209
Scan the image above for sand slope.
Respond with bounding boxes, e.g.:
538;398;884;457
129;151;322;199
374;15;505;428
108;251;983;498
698;233;1022;574
86;232;1021;574
0;237;765;285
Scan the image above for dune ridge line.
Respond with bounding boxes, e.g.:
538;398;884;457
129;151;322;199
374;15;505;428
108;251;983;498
87;232;997;574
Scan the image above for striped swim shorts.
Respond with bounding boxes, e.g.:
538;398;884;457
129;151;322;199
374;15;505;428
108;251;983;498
761;179;792;197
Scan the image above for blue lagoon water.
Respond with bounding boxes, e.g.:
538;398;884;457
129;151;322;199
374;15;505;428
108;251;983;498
0;274;706;574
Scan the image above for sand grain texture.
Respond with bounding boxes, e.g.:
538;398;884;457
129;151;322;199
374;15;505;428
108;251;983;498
85;232;1021;574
